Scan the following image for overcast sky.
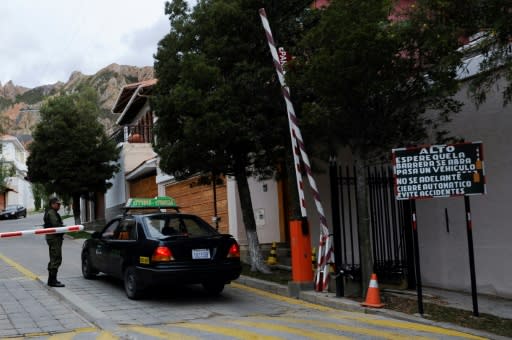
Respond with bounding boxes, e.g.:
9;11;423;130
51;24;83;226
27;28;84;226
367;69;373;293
0;0;192;88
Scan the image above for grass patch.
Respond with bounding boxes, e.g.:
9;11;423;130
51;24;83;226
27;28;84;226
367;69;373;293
66;230;92;239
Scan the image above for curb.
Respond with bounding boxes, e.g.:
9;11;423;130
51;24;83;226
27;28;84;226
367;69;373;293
236;275;507;340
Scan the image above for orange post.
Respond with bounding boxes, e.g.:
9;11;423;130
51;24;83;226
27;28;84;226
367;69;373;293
290;219;313;282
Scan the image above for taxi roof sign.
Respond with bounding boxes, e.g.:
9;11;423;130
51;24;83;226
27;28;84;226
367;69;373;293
125;196;179;209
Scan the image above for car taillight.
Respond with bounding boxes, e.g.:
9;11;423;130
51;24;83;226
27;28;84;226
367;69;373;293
227;243;240;258
152;246;174;262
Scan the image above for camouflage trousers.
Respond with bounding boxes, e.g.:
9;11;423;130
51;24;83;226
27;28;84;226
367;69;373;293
46;237;63;273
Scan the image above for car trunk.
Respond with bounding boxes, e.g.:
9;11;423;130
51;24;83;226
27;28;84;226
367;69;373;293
162;235;233;262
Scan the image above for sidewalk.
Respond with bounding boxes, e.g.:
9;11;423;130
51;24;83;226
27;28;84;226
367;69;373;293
236;275;512;318
0;256;93;337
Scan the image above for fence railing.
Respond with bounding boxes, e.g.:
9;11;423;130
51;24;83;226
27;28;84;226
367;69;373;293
329;162;412;285
110;125;153;145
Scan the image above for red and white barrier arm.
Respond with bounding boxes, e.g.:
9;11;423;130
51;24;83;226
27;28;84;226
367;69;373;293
0;225;84;238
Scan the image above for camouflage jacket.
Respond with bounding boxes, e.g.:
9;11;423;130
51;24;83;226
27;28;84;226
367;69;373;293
43;208;64;240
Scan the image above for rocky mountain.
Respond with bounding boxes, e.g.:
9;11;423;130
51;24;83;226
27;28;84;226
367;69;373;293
0;63;154;144
0;80;29;100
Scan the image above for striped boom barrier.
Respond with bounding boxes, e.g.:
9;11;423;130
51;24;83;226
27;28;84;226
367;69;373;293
259;8;332;291
259;10;306;217
0;225;84;239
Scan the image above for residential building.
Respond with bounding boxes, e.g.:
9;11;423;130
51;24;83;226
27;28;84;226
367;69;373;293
0;135;34;210
105;80;231;235
104;80;158;221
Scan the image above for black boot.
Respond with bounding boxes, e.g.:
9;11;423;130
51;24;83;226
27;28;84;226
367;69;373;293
48;272;65;287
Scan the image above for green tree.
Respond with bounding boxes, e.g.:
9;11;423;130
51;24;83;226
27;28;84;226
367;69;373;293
31;182;48;211
413;1;512;105
27;86;119;223
153;0;298;272
286;0;465;292
460;0;512;105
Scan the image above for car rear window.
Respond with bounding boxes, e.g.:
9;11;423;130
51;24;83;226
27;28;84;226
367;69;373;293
144;214;218;238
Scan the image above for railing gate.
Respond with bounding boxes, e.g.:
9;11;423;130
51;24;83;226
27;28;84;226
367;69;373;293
329;161;415;288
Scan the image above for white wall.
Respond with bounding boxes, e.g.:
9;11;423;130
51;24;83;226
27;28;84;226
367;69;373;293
122;144;156;173
105;158;126;210
294;93;512;298
227;176;281;245
2;141;27;170
1;137;33;210
6;177;34;211
417;80;512;298
104;147;126;221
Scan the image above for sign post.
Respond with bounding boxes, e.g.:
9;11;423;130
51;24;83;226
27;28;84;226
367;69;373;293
464;196;479;316
392;142;485;316
410;199;424;315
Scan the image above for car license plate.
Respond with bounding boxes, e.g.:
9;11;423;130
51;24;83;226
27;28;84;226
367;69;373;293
192;248;210;259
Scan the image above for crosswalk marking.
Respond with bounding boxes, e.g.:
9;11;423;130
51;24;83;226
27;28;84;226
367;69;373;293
172;322;284;339
265;316;433;339
14;315;488;339
327;313;487;340
232;319;352;340
125;325;198;339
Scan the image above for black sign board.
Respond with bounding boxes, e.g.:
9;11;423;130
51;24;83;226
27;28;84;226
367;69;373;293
392;142;485;200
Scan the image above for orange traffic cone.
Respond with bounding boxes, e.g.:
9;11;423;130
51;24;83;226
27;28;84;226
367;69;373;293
361;273;385;308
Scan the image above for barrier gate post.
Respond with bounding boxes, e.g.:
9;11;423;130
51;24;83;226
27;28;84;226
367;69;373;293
288;218;313;296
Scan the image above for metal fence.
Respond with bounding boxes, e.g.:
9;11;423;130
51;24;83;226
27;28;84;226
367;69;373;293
329;161;413;285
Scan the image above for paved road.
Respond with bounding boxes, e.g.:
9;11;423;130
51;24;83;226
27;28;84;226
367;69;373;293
0;213;490;339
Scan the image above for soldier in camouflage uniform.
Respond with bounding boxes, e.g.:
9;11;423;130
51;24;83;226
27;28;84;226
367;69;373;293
44;197;65;287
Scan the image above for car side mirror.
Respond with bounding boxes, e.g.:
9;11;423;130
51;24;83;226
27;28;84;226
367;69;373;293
91;231;101;239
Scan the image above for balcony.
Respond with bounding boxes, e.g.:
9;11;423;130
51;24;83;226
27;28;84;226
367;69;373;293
110;125;154;145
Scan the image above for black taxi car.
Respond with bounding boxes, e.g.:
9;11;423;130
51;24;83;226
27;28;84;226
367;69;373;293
81;197;241;299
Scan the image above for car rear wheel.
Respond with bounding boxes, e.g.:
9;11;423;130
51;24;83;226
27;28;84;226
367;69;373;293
81;252;98;279
124;266;143;300
202;281;225;296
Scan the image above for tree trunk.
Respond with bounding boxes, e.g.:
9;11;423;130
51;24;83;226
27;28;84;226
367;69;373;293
354;154;373;297
72;193;81;225
234;169;271;274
